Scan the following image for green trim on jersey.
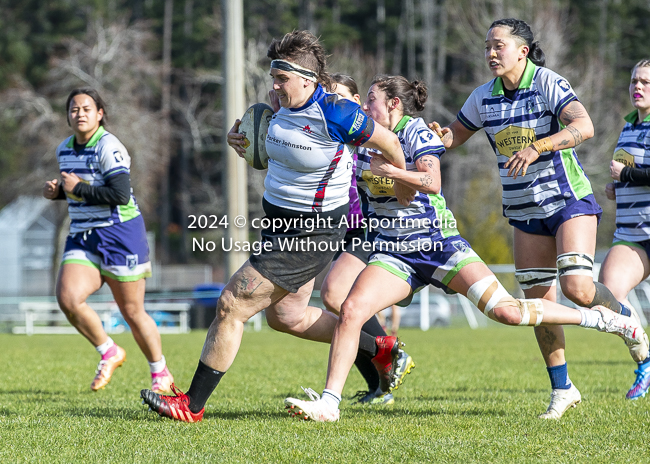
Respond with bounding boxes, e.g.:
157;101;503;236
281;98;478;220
117;197;141;223
440;257;484;287
369;260;410;281
427;194;460;238
65;126;105;148
559;148;592;200
392;115;412;133
624;110;650;124
492;59;536;96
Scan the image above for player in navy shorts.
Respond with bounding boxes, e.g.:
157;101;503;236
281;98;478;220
43;88;174;393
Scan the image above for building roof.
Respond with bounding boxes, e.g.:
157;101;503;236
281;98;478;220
0;196;55;232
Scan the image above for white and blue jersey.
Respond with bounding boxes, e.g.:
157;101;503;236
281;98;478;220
613;111;650;242
356;116;459;251
56;126;141;234
457;59;593;221
264;84;374;212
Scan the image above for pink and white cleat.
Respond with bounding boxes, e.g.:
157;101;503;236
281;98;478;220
151;366;174;394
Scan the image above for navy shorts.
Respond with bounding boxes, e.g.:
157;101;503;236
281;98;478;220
508;194;602;237
62;215;152;282
368;236;483;297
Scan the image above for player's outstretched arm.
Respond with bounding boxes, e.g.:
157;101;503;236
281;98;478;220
429;119;475;149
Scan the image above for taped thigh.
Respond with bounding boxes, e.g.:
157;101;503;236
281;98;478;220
515;268;557;290
557;252;594;278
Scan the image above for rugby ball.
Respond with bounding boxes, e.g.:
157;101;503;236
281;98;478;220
238;103;273;170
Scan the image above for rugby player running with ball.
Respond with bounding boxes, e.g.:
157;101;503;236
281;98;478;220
140;30;416;422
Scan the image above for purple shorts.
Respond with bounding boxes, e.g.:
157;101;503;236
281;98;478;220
62;215;152;282
508;194;602;237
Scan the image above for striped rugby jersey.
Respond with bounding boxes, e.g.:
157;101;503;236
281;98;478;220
356;116;459;249
613;111;650;242
457;59;593;221
264;84;373;212
56;126;141;234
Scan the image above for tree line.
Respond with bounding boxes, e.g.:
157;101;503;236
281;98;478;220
0;0;648;267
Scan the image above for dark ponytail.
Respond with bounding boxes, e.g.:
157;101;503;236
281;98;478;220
490;18;546;67
371;75;428;116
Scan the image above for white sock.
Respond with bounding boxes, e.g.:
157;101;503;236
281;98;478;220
95;337;115;356
579;309;602;329
321;389;341;409
149;355;167;374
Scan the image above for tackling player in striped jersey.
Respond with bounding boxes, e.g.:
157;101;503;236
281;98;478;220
430;18;642;419
320;73;414;407
284;75;647;423
600;59;650;400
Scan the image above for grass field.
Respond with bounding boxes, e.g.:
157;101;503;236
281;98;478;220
1;326;649;463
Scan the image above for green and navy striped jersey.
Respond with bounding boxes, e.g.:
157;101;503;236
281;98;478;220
457;59;593;221
356;116;459;250
55;126;141;234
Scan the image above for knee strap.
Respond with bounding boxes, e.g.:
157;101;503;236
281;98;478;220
515;268;557;290
557;252;594;278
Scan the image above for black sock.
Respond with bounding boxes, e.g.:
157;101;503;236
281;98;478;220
588;282;624;313
358;329;379;359
186;360;225;413
361;315;387;337
352;316;385;391
354;352;380;392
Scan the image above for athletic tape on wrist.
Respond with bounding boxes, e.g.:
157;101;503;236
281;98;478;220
532;137;553;154
515;268;558;290
557;252;594;277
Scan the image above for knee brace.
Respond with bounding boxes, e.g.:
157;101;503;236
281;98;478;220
557;252;594;278
515;268;557;290
467;276;544;326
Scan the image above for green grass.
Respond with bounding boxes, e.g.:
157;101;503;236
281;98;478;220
1;326;649;463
